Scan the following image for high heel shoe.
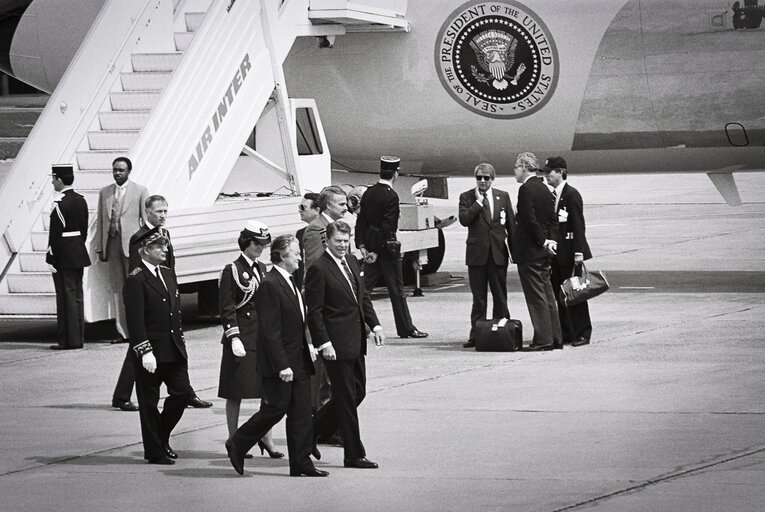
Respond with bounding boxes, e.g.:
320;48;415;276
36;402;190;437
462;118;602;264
258;440;285;459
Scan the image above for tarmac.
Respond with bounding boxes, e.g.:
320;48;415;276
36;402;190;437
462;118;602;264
1;172;764;512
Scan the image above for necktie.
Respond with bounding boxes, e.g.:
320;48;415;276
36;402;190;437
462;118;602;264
154;267;166;289
251;263;260;284
289;275;306;321
109;186;123;237
340;258;358;302
481;192;491;220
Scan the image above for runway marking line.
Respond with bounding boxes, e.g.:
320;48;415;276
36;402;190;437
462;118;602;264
619;286;655;290
431;284;465;291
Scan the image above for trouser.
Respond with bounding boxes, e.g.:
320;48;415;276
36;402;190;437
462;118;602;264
467;255;510;340
517;260;562;346
550;259;593;342
363;256;415;336
107;235;129;338
133;357;192;460
52;268;84;348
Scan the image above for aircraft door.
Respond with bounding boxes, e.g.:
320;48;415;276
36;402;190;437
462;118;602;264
291;98;331;194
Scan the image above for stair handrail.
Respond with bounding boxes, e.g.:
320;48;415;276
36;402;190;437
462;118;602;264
0;0;172;259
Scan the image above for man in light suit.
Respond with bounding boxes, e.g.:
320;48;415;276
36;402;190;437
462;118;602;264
228;235;327;477
511;152;563;351
47;164;91;350
96;156;148;341
545;157;594;347
458;163;515;348
307;221;384;469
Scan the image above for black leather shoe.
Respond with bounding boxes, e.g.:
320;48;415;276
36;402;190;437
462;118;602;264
343;457;379;469
553;341;563;350
112;399;139;411
463;339;475;348
224;439;253;459
290;467;329;477
187;396;213;408
148;457;174;465
572;337;590;347
311;443;322;460
526;343;553;351
318;432;343;446
50;345;81;350
402;329;428;338
110;337;129;344
164;444;178;459
228;440;245;475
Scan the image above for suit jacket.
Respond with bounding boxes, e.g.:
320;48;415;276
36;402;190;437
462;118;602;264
355;182;399;256
458;187;514;266
511;176;557;264
255;268;315;378
305;251;379;361
96;180;148;258
46;189;91;270
129;225;175;271
553;182;592;267
302;214;331;269
124;262;187;363
218;255;266;351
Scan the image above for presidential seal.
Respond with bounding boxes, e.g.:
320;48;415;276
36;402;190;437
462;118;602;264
435;1;559;119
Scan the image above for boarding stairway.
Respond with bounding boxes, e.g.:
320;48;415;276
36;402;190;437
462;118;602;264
0;0;409;319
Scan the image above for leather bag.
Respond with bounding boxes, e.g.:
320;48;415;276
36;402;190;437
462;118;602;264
559;263;609;307
475;318;523;352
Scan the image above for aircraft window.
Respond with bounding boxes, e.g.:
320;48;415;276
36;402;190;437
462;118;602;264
295;107;323;156
725;123;749;147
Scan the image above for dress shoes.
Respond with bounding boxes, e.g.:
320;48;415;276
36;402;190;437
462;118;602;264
49;345;81;350
463;339;476;348
343;457;379;469
111;399;139;411
526;343;554;351
225;439;253;459
402;329;428;339
228;441;245;475
311;443;322;460
290;467;329;477
148;457;175;465
110;337;129;344
317;432;343;446
187;396;213;408
553;341;564;350
572;337;590;347
164;444;178;459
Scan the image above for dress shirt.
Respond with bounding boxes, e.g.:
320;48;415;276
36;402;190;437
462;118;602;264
273;265;304;321
141;259;167;289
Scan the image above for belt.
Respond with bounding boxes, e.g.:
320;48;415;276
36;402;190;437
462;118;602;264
62;231;82;238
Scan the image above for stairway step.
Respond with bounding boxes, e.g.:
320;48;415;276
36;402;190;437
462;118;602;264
109;91;161;111
120;71;172;92
0;107;43;137
76;150;125;170
6;272;54;293
18;252;48;272
175;31;194;52
131;52;182;72
98;110;151;131
0;293;56;315
87;130;139;150
185;12;206;32
76;170;116;190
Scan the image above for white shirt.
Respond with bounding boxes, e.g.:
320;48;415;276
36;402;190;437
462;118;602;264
474;185;494;218
553;182;566;212
240;252;260;282
141;259;167;289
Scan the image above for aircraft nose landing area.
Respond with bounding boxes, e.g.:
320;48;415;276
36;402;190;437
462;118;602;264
1;174;764;511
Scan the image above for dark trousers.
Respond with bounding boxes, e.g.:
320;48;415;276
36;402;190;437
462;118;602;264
517;259;562;346
363;256;415;336
310;355;332;412
113;346;136;402
467;255;510;340
313;356;366;459
550;260;592;342
52;268;84;348
233;371;314;473
133;357;192;461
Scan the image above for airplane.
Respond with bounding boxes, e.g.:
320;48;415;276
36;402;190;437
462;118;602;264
2;0;763;206
0;0;762;322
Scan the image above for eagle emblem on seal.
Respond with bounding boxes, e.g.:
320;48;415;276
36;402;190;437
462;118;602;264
469;30;526;91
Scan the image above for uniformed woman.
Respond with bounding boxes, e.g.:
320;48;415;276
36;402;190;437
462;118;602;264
219;221;283;458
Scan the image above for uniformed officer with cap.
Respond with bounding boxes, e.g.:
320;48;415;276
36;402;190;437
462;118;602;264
47;164;91;350
355;156;428;339
218;221;283;459
124;226;192;465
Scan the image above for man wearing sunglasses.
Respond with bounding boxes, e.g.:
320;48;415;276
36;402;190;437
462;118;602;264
458;163;515;348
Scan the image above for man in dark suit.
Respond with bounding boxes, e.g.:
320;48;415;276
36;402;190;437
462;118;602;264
294;192;320;290
124;227;193;465
228;235;327;477
511;152;563;351
355;156;427;339
458;163;515;348
545;157;594;347
306;221;384;469
112;195;211;411
96;157;148;341
47;165;91;350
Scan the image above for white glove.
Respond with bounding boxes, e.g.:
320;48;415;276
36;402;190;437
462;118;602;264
142;352;157;373
231;337;246;357
279;367;294;382
373;326;385;348
48;264;57;274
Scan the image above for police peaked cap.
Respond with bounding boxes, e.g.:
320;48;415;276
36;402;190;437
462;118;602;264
134;226;168;248
380;155;400;172
241;220;271;244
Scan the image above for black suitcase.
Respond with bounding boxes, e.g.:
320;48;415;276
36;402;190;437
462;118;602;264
475;319;523;352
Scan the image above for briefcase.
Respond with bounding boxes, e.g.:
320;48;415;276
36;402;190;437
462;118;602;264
475;318;523;352
559;263;609;307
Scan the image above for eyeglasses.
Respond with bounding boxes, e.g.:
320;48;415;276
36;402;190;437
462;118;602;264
475;175;493;182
